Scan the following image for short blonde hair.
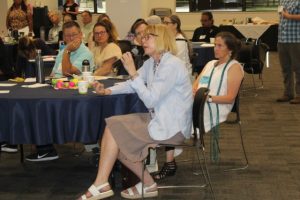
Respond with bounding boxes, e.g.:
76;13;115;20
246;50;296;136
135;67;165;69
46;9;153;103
145;24;177;55
48;10;61;20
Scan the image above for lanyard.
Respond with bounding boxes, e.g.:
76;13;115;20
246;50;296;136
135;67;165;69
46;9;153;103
207;59;231;162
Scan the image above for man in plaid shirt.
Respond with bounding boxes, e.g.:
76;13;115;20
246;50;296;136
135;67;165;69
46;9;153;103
277;0;300;104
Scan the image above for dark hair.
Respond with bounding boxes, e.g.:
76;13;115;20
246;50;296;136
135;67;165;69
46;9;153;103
93;19;117;44
202;12;213;20
18;36;36;59
216;32;241;59
168;15;184;35
63;21;81;32
82;10;92;17
10;0;27;13
132;20;148;35
97;13;110;22
130;18;146;34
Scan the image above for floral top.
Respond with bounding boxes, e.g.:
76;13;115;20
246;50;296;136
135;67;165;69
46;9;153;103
7;7;31;30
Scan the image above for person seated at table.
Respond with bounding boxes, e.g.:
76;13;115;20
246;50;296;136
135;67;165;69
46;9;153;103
78;24;193;200
91;20;122;76
51;21;94;78
25;21;94;162
88;14;119;50
152;32;244;181
124;18;144;42
16;36;56;77
81;10;94;44
63;13;73;23
6;0;33;36
130;19;150;69
192;12;219;43
163;14;192;78
48;10;63;43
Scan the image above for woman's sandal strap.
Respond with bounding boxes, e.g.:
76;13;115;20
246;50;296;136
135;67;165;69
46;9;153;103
135;182;157;194
88;182;110;196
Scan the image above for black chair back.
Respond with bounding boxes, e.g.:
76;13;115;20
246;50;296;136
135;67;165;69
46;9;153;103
237;38;269;74
193;87;209;146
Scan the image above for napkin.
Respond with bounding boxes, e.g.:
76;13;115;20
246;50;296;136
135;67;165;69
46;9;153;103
0;83;17;87
0;90;10;94
21;83;49;88
201;43;215;47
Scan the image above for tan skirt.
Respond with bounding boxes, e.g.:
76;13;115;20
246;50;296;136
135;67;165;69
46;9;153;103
105;113;185;162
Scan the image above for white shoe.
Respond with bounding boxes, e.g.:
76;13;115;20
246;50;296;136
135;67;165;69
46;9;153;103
1;144;18;153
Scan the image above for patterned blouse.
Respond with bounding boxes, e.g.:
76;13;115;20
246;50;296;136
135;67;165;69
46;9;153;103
7;7;30;30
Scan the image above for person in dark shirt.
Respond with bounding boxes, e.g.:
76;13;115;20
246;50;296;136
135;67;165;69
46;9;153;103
192;12;219;43
62;0;79;21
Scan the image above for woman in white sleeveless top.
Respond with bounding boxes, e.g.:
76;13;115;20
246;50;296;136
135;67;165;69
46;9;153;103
153;32;244;181
194;32;244;132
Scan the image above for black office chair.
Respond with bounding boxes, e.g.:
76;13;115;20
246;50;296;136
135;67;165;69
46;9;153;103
208;87;249;171
141;87;215;199
149;8;172;19
237;38;269;94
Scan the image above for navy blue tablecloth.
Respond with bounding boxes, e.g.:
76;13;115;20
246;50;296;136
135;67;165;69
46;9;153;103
192;46;215;74
0;79;147;145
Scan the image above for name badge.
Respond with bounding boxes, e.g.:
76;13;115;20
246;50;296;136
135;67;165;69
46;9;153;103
199;35;206;40
200;76;210;84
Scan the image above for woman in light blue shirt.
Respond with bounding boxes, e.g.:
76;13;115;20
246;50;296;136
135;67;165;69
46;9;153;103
78;24;193;200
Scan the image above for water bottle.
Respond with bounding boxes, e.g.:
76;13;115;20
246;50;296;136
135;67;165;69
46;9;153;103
35;49;45;83
40;26;45;41
82;59;90;72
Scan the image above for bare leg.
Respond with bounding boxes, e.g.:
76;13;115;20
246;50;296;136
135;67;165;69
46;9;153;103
166;149;175;162
94;127;119;185
80;127;119;199
118;156;157;194
118;155;155;186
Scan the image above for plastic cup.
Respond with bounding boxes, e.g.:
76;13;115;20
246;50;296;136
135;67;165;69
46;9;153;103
78;80;89;94
278;6;283;13
83;75;95;87
210;38;215;44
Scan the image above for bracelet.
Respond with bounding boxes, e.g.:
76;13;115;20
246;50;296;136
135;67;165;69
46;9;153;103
130;73;139;80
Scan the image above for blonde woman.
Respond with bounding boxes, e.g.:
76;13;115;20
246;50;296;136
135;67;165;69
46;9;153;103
78;24;193;200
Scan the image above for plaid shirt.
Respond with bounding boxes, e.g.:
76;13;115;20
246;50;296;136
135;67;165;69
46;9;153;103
278;0;300;43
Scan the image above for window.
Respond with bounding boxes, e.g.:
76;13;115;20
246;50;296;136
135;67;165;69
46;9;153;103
58;0;106;13
176;0;279;12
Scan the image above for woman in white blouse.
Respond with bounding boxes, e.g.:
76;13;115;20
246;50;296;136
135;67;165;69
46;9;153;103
163;15;192;78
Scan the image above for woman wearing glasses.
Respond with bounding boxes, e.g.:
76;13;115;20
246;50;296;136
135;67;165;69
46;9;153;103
91;19;122;76
78;24;193;200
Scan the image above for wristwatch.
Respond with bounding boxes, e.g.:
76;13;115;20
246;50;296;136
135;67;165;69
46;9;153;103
65;50;71;55
207;95;213;103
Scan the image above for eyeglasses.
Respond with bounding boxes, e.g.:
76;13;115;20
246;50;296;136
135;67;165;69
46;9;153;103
64;32;80;39
163;21;173;25
135;31;143;37
141;33;159;41
94;31;107;37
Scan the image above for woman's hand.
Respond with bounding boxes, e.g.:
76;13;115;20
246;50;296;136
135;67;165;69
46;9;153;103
93;81;111;95
120;52;137;77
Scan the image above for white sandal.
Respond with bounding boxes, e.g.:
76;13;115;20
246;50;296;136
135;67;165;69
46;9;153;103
121;182;158;199
81;182;114;200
